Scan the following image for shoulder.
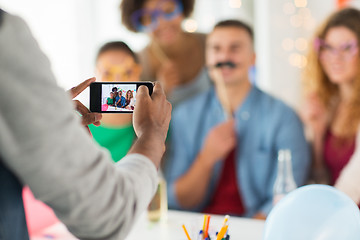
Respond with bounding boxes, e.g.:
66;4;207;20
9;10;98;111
252;87;300;121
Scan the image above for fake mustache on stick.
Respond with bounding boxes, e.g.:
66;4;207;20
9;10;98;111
214;61;237;69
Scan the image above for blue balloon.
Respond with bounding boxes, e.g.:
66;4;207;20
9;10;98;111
263;185;360;240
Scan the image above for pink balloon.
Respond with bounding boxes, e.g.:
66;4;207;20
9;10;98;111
23;186;60;236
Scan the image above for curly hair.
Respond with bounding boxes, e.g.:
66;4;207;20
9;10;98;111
303;8;360;136
120;0;195;32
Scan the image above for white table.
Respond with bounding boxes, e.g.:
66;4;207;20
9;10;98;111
32;210;265;240
127;210;265;240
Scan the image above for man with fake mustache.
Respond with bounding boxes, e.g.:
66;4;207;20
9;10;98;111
165;20;311;219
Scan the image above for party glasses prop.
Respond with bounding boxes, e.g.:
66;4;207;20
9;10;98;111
314;38;359;61
104;66;134;81
100;58;139;82
131;0;183;32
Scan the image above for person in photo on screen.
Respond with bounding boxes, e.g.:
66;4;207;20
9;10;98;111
165;20;311;219
112;87;118;98
120;0;211;107
125;90;135;110
106;92;115;106
116;90;127;108
302;8;360;205
90;41;143;162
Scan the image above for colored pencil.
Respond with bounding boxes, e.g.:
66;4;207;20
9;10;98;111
204;215;211;238
182;224;192;240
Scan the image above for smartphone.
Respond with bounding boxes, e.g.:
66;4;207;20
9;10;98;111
90;82;153;113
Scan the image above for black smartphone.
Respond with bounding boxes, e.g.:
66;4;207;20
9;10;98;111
90;82;153;113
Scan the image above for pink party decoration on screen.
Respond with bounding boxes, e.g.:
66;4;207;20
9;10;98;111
102;104;109;111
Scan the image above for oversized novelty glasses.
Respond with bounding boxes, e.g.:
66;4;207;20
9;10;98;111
131;0;183;32
314;38;359;61
100;59;139;82
102;66;134;82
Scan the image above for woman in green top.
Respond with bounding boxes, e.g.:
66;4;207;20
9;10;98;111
106;92;115;106
89;41;142;162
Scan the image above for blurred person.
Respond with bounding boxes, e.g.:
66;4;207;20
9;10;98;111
302;8;360;204
120;0;211;106
0;10;171;240
165;20;311;219
90;41;142;162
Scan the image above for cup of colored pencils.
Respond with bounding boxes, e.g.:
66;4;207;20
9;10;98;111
182;215;230;240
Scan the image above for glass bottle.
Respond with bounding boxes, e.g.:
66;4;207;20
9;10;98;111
147;171;168;221
273;149;297;205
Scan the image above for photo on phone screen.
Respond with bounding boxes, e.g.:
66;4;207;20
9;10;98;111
90;82;153;113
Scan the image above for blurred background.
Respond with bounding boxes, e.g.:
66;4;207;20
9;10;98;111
1;0;359;109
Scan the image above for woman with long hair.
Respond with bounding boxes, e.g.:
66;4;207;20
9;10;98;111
125;90;135;110
302;8;360;204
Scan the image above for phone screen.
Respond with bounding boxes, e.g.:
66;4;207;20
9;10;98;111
90;82;153;113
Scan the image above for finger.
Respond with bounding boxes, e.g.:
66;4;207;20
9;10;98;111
93;120;102;127
137;85;150;97
74;100;90;116
221;119;235;129
167;101;172;116
226;118;235;125
164;101;172;124
82;113;102;126
69;77;96;99
151;82;166;100
73;100;102;126
134;85;151;110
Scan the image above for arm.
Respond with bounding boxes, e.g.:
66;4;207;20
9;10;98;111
173;120;236;209
0;13;171;240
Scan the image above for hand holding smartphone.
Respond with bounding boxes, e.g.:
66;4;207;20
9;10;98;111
90;82;153;113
